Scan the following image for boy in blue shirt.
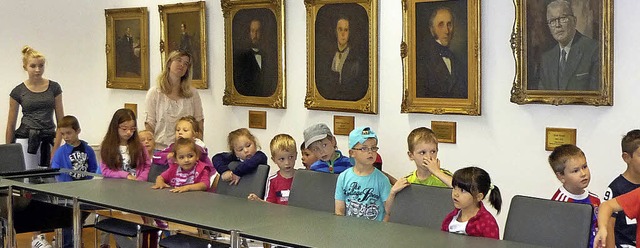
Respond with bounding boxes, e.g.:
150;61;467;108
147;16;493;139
51;115;97;248
335;126;409;221
304;123;351;173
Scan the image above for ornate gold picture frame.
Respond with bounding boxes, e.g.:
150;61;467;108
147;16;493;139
105;7;149;90
305;0;378;114
400;0;480;115
222;0;286;109
159;1;208;89
510;0;613;105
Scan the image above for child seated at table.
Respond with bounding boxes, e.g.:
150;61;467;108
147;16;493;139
549;144;600;247
248;134;297;205
335;126;409;222
304;123;351;174
152;116;214;172
441;166;501;239
403;127;452;187
152;137;212;192
51;115;97;248
300;141;318;170
213;128;267;186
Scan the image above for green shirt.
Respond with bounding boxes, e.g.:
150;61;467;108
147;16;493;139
405;169;452;187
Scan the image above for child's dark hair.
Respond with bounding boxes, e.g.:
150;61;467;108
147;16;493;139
548;144;585;175
622;130;640;156
172;137;201;158
58;115;80;131
452;166;502;213
100;108;142;171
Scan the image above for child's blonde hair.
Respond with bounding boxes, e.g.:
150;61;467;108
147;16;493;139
177;115;201;135
407;127;438;152
270;134;297;156
138;129;153;137
173;137;201;158
21;46;45;68
227;128;260;152
548;144;585;175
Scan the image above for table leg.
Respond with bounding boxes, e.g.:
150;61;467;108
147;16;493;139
73;197;81;248
6;186;14;248
230;230;241;248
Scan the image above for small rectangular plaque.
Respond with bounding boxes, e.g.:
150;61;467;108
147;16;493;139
248;111;267;129
333;115;355;136
545;127;577;151
124;103;137;118
431;121;457;144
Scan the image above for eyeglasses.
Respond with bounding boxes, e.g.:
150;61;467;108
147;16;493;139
547;16;573;26
352;146;379;152
119;126;137;132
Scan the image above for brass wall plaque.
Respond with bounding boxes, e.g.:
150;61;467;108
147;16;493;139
333;115;355;136
248;110;267;129
124;103;137;118
545;127;577;151
431;121;457;144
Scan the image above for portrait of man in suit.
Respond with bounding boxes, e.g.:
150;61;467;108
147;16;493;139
115;27;140;77
315;15;368;101
415;6;467;99
535;0;599;91
233;18;277;97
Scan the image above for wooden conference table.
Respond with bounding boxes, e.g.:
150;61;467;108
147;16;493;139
3;176;545;248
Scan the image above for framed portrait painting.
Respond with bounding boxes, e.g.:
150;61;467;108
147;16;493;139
221;0;286;109
159;1;208;89
401;0;480;115
105;7;149;90
510;0;613;105
305;0;378;114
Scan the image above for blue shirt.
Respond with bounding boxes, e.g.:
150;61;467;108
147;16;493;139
310;150;352;174
335;167;391;221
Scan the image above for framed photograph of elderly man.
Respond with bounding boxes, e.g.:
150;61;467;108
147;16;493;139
510;0;613;106
401;0;481;115
159;1;208;89
105;7;150;90
305;0;378;114
222;0;286;109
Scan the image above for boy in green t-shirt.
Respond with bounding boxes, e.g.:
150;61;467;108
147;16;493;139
404;127;452;187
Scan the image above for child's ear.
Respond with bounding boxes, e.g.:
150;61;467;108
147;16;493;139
622;152;632;163
77;128;81;134
475;192;485;202
407;151;414;160
555;171;565;183
270;156;276;164
348;149;355;158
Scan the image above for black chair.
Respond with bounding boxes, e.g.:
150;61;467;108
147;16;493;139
503;195;593;248
288;169;339;213
387;184;453;229
159;162;270;248
93;163;169;248
0;143;74;245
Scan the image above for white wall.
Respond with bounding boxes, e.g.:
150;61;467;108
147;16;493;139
0;0;636;235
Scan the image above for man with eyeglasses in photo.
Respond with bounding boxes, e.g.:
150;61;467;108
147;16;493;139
537;0;599;91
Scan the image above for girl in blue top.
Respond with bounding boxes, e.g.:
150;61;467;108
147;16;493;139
213;128;267;186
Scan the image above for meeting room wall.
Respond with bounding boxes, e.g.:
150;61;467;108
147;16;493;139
0;0;636;236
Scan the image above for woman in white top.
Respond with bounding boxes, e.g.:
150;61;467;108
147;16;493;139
145;50;204;150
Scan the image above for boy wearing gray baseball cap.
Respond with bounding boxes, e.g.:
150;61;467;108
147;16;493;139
303;123;352;173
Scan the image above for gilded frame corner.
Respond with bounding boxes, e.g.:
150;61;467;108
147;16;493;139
400;0;481;116
221;0;286;109
105;7;150;90
510;0;613;106
304;0;378;114
159;1;208;89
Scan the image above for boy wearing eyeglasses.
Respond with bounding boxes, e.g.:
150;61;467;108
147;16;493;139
404;127;453;187
335;126;410;222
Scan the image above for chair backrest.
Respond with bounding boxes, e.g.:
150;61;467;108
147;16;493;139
147;163;169;183
0;143;26;172
216;161;270;198
288;169;340;213
388;184;453;229
503;195;593;248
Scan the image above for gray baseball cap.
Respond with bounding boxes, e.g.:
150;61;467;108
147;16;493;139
303;123;332;148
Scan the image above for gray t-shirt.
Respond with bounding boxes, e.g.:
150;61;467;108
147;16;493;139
10;81;62;136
